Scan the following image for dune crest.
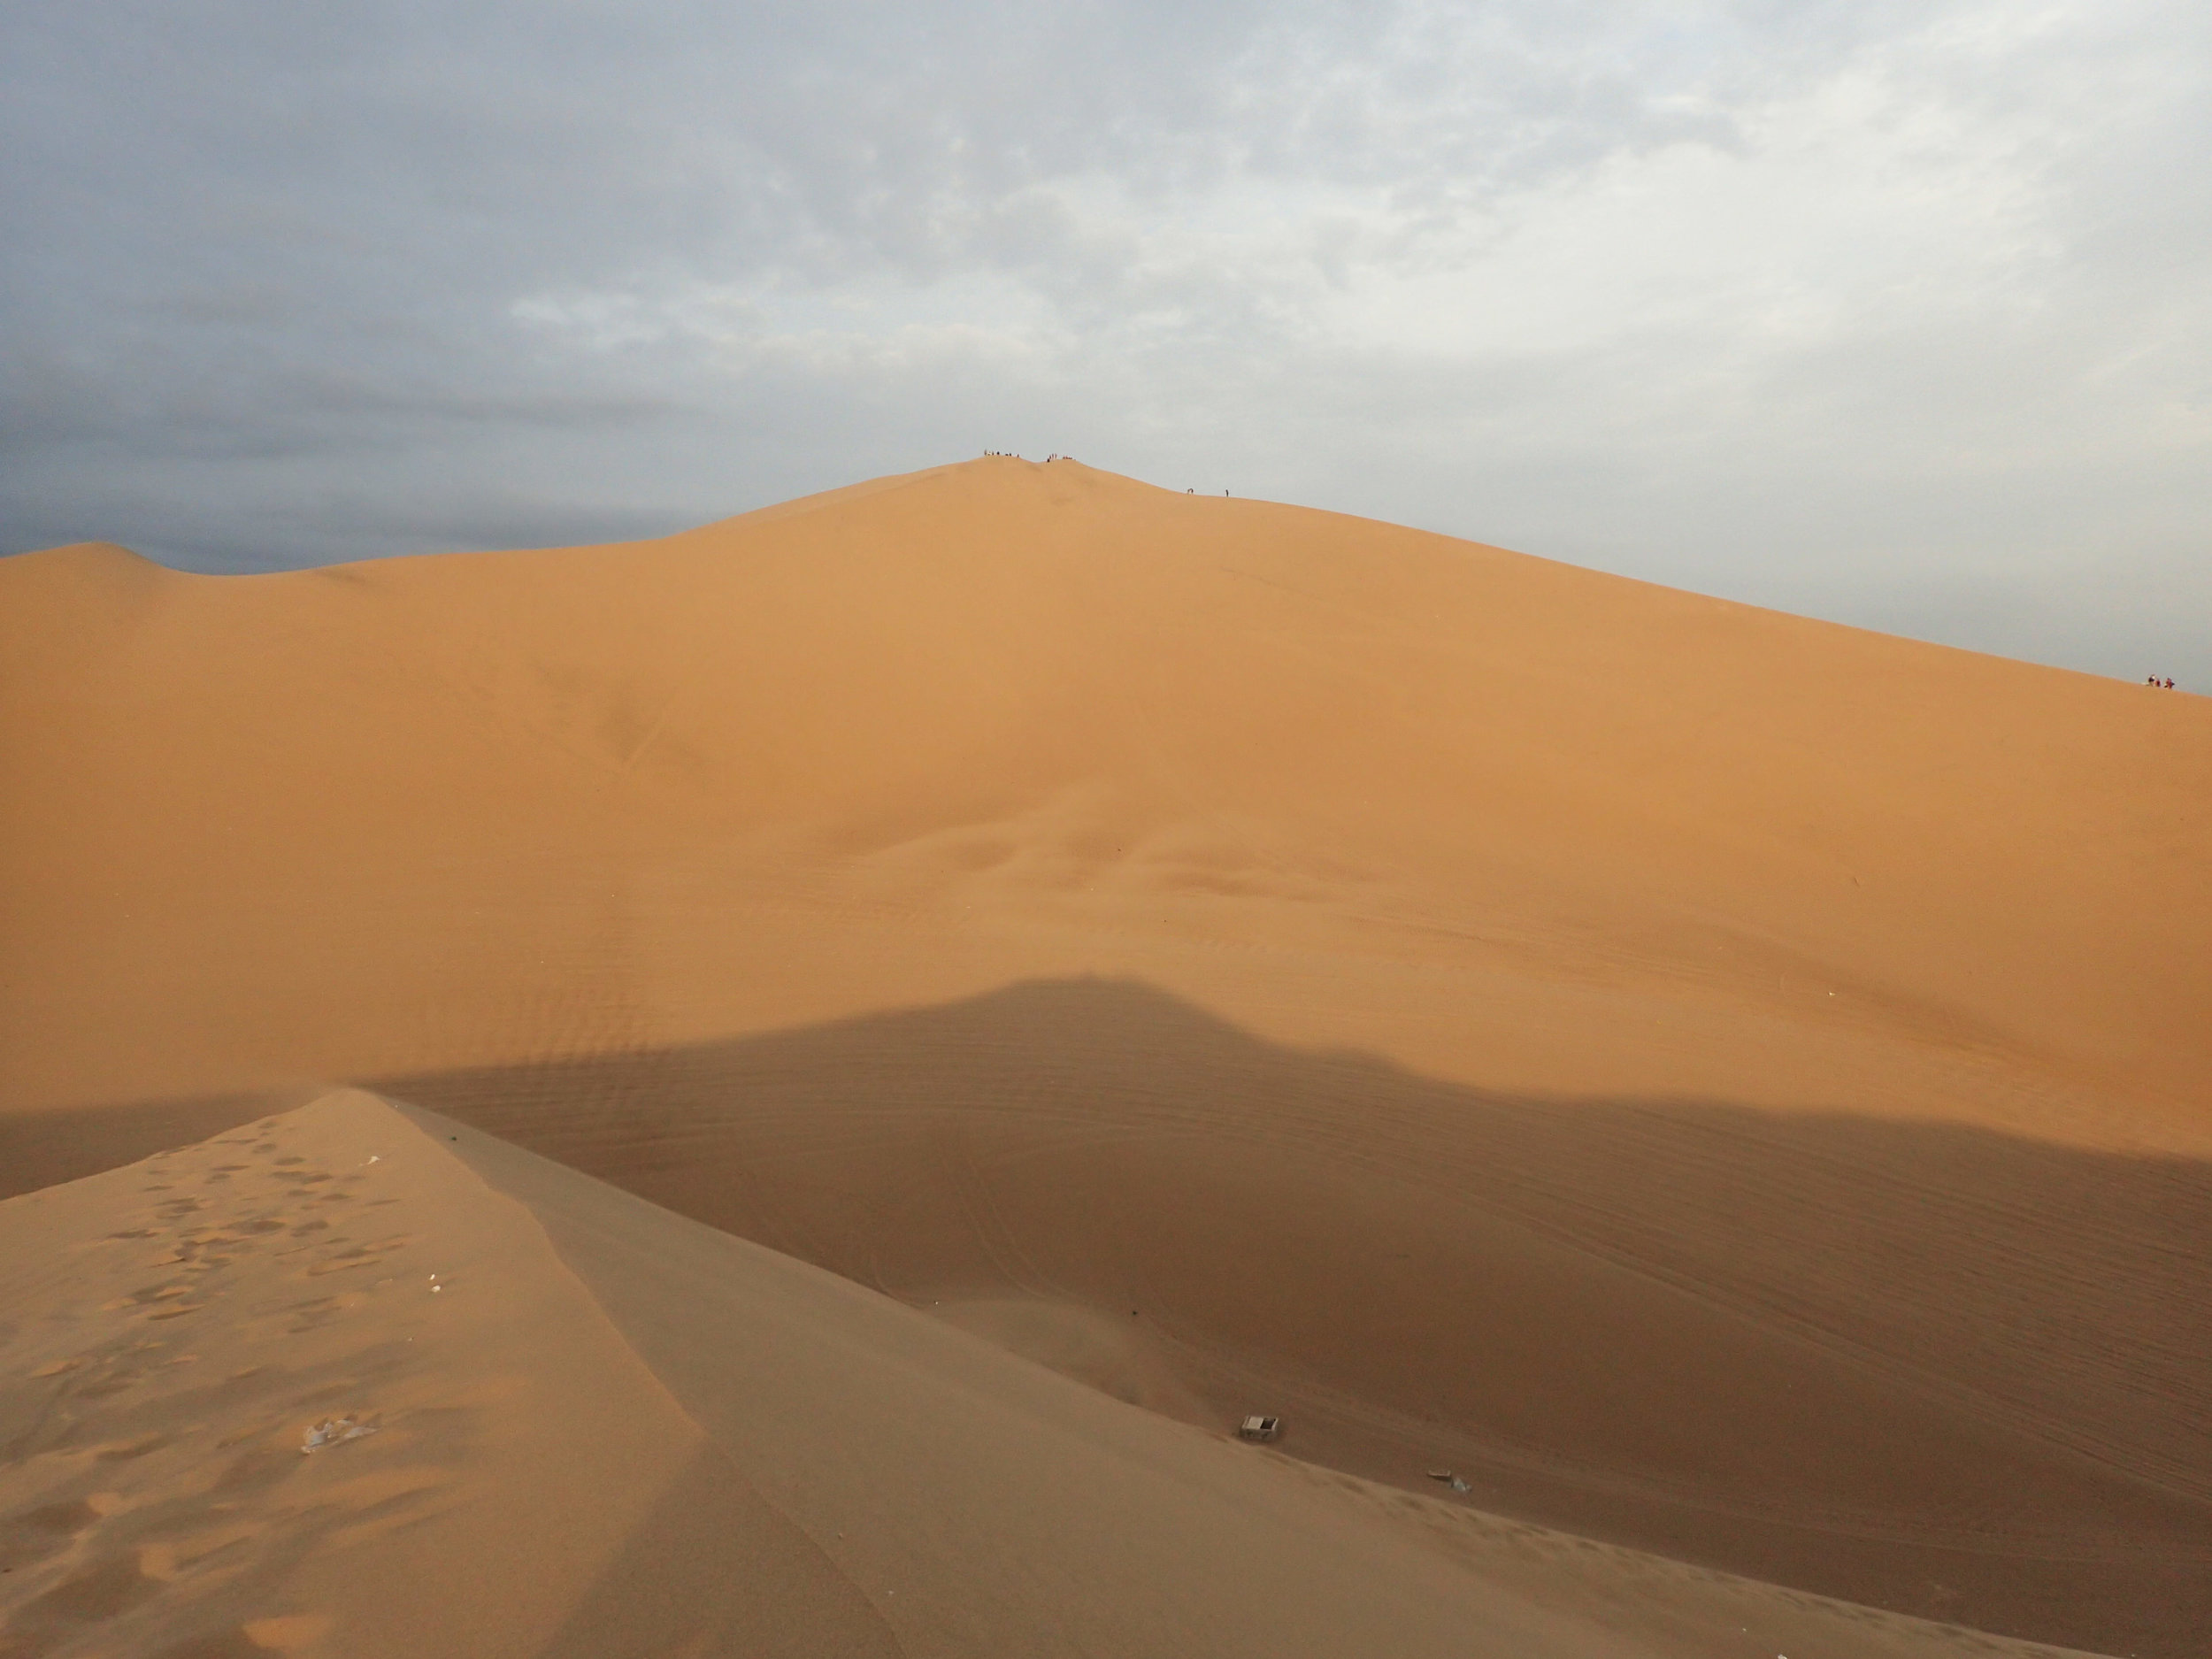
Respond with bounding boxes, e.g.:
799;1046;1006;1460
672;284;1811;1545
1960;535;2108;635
1;1095;2114;1658
0;1091;890;1657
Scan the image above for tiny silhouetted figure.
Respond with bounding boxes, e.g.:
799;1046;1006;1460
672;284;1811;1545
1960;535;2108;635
2168;678;2177;690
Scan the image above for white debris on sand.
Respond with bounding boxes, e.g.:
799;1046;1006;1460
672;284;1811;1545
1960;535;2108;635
302;1415;379;1453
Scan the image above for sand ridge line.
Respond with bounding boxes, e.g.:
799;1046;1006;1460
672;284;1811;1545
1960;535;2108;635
0;1092;899;1659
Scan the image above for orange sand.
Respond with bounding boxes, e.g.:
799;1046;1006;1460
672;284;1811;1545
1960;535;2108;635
4;459;2208;1655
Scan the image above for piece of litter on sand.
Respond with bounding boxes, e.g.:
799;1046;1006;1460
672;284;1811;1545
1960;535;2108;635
302;1416;378;1453
1451;1477;1470;1494
1425;1469;1454;1482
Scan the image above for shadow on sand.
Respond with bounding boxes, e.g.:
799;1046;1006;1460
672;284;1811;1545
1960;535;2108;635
9;977;2209;1655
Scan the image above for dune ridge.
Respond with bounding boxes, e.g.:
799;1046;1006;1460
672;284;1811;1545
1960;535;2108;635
5;461;2208;1122
4;458;2208;1654
0;1093;2119;1658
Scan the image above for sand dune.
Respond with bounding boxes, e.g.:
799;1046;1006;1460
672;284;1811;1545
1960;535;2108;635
375;979;2212;1651
0;1092;2114;1658
4;458;2208;1655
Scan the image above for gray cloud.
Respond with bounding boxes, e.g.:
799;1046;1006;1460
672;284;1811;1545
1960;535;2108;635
3;0;2207;681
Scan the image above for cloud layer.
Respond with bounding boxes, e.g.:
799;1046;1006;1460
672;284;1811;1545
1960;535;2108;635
4;0;2207;680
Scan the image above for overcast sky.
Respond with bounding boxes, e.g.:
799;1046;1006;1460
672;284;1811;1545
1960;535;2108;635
4;1;2206;683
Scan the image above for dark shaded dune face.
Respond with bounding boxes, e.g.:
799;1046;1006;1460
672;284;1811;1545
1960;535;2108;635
375;978;2212;1658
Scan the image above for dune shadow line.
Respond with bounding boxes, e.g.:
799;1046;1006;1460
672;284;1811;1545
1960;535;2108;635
12;976;2211;1655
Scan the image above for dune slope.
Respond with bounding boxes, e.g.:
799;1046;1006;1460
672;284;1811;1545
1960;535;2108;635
0;1091;890;1658
0;1094;2111;1659
376;978;2212;1653
3;460;2208;1654
4;463;2208;1123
